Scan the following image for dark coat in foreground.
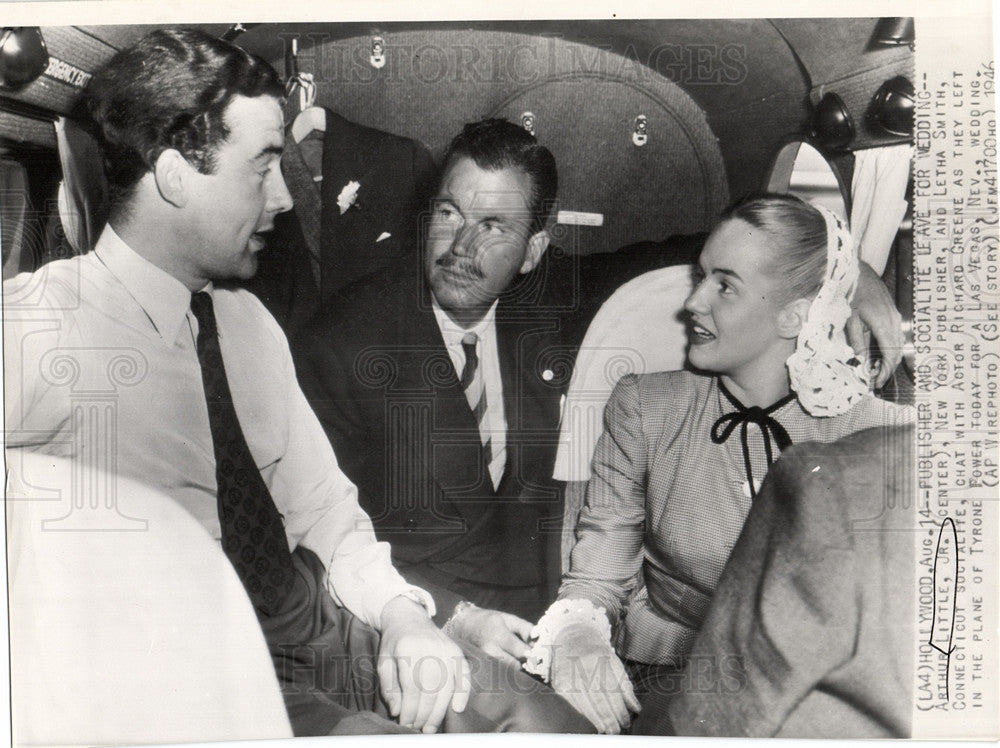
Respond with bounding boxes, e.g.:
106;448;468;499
657;425;915;738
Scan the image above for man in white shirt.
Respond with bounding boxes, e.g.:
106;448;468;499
3;29;586;737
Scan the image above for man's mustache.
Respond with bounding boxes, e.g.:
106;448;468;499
435;256;485;280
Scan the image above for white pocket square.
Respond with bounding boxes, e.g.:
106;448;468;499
375;232;392;243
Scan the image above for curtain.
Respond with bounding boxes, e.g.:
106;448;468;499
850;144;913;272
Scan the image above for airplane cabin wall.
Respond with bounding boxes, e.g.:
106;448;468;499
289;29;732;255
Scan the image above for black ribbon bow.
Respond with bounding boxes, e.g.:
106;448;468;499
710;380;794;499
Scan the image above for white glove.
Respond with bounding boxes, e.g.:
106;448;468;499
549;622;640;734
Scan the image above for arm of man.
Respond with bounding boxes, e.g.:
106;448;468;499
849;261;904;387
3;271;78;445
268;320;469;733
378;596;471;733
449;373;652;675
291;313;379;496
269;318;425;622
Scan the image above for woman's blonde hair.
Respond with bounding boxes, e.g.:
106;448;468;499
721;193;831;304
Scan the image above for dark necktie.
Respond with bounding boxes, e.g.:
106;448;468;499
460;332;504;488
191;291;294;615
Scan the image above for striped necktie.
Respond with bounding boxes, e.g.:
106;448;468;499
460;332;504;489
191;291;295;615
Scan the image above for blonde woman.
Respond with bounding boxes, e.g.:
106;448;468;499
527;194;913;733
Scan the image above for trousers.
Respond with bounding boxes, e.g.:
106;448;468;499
258;547;592;735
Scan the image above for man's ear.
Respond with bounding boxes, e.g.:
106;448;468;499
152;149;190;208
777;298;812;339
519;229;550;274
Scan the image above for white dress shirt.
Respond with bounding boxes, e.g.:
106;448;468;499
3;227;432;628
431;295;507;488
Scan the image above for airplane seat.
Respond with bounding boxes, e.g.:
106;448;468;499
553;263;694;570
6;451;293;745
54;115;109;255
0;156;29;278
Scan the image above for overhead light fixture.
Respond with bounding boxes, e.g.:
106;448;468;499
811;92;855;150
871;76;915;137
872;17;915;47
220;24;256;43
0;27;49;90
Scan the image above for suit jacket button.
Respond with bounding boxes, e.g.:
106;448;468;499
405;518;417;532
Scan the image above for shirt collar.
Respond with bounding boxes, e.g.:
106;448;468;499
430;294;498;346
93;225;209;344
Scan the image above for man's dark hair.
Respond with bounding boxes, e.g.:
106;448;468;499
441;118;558;232
85;28;284;214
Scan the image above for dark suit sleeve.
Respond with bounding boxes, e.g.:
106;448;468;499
291;314;382;506
663;444;861;737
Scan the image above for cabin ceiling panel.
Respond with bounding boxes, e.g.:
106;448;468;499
239;19;810;127
2;26;119;116
75;24;232;52
771;18;914;149
710;90;810;200
297;28;729;253
1;20;885;249
770;18;911;86
0;110;56;149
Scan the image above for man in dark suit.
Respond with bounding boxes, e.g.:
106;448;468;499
292;118;913;666
247;108;436;334
636;425;915;738
294;119;564;649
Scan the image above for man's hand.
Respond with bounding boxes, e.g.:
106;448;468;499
378;595;471;734
446;604;533;666
549;622;640;734
849;261;904;387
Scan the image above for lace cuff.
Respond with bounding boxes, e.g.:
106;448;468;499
523;598;613;681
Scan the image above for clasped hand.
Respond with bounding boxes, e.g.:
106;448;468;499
448;606;639;734
377;596;471;733
446;604;534;666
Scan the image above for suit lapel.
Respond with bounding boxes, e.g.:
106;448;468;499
388;279;563;520
405;300;489;512
495;310;521;490
495;296;565;496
